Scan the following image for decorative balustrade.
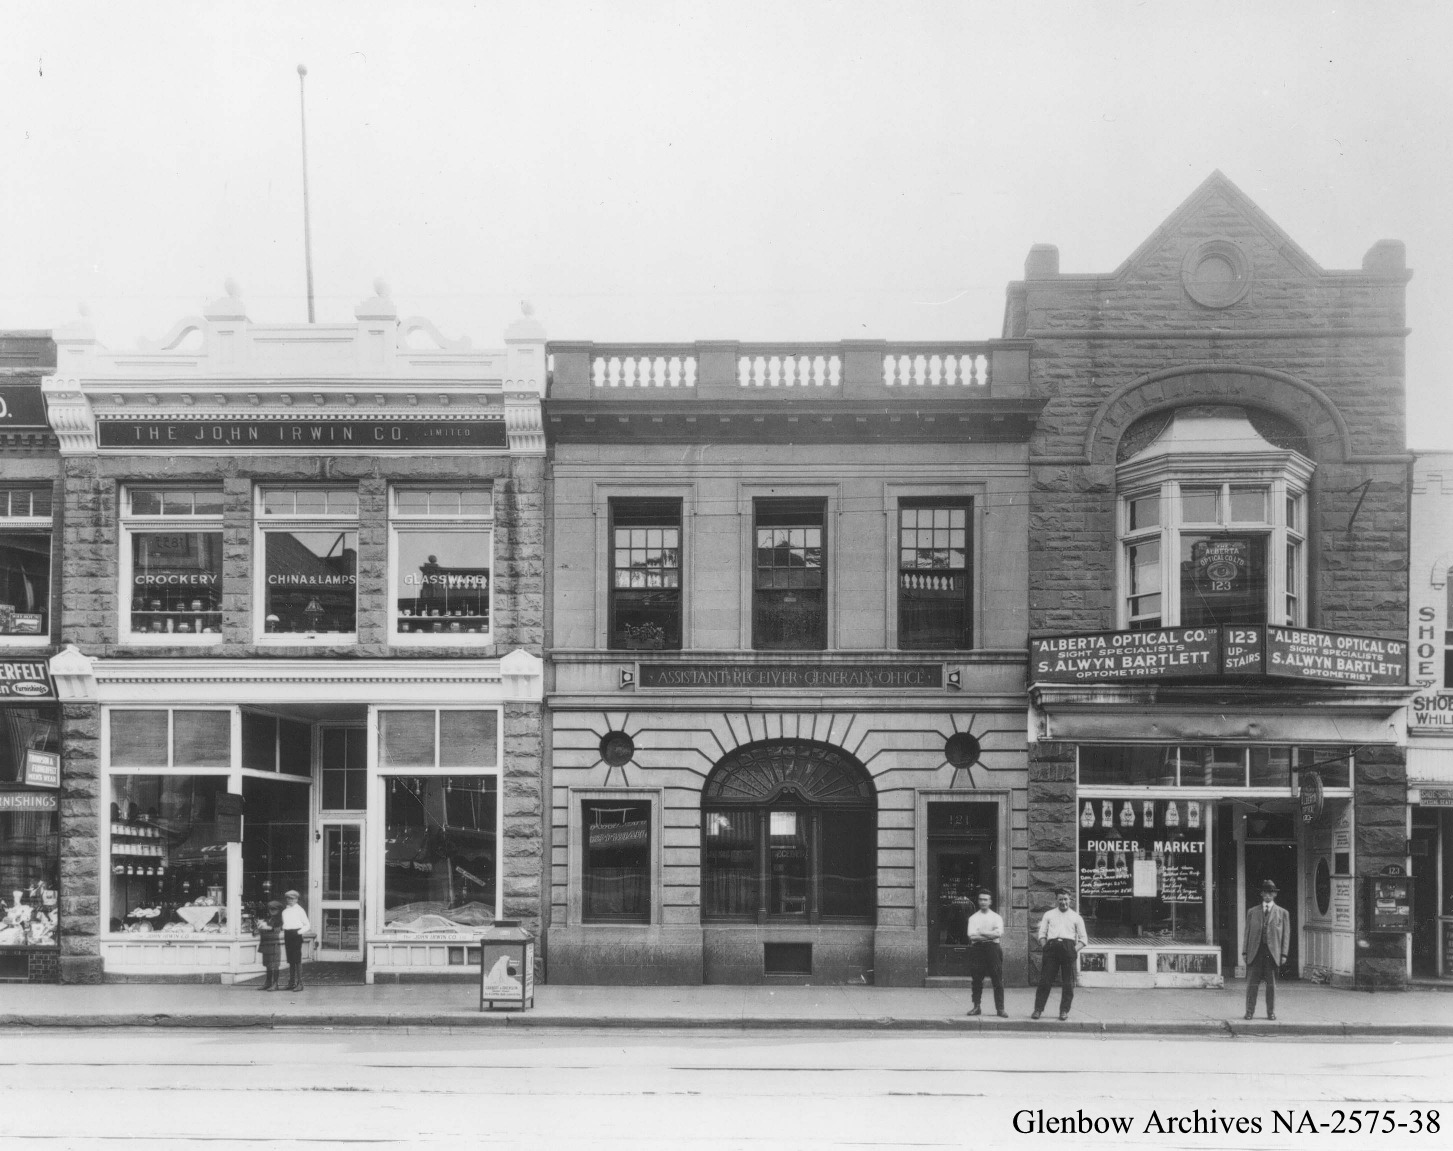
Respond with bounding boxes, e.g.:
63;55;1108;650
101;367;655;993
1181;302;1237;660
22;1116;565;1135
591;346;698;388
548;339;1029;400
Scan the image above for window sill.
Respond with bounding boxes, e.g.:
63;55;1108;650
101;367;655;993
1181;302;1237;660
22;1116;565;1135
121;633;224;646
390;633;494;646
0;634;51;647
255;634;359;646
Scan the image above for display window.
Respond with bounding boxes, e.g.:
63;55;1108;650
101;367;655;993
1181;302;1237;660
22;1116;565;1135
582;799;651;922
105;706;316;943
0;485;53;644
377;708;501;935
0;705;61;948
389;487;492;643
120;487;224;642
256;487;358;641
1078;796;1208;943
1078;744;1351;790
109;774;229;935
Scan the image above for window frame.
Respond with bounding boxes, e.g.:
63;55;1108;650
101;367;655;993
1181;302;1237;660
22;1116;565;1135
608;497;683;651
751;496;829;651
701;803;876;925
367;706;505;934
101;705;312;943
253;486;360;645
579;797;655;924
387;486;494;647
1116;452;1313;631
896;497;974;650
119;485;225;646
0;484;55;647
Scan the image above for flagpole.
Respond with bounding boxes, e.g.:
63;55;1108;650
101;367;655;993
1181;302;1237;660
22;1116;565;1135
297;63;316;323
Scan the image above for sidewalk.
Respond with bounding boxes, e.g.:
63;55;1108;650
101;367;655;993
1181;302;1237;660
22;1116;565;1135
3;979;1453;1036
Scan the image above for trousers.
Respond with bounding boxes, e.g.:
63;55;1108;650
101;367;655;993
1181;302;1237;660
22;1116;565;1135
967;942;1004;1011
1245;947;1278;1016
1034;938;1077;1015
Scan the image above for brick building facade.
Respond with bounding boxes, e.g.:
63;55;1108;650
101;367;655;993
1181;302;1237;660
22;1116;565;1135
38;288;546;983
1018;173;1413;989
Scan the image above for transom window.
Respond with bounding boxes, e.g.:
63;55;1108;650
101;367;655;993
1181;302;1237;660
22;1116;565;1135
609;498;682;650
1117;408;1311;630
898;499;972;648
390;487;492;643
256;487;359;640
121;487;224;642
0;485;52;643
753;498;826;650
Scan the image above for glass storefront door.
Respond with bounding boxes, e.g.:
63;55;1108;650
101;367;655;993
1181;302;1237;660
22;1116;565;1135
318;821;363;961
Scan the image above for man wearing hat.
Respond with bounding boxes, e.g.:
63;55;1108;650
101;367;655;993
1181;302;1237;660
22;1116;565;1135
1243;879;1290;1020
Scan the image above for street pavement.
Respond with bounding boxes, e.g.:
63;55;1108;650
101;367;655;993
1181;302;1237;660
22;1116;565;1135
0;1027;1449;1150
3;978;1452;1036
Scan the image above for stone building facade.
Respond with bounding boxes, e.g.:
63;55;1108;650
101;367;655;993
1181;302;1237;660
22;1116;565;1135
1408;453;1453;982
1018;173;1413;989
0;332;63;982
39;288;546;982
543;341;1038;986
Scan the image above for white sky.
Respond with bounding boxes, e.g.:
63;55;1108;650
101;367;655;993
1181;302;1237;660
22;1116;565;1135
3;1;1450;447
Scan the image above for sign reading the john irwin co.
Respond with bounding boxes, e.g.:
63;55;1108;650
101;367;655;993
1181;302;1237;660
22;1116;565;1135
98;417;507;450
638;663;944;689
1264;626;1408;687
1030;628;1220;684
0;661;54;700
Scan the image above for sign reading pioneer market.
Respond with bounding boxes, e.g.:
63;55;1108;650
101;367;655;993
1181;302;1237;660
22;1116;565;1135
1030;628;1220;684
1265;626;1407;687
98;417;507;450
638;663;944;689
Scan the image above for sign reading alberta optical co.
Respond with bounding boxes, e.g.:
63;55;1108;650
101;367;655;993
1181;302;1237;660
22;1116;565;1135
1030;628;1220;684
0;386;50;430
98;416;507;450
1265;626;1407;687
0;661;54;700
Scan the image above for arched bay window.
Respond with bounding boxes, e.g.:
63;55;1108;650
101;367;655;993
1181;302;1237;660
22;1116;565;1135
1117;406;1313;630
702;740;875;923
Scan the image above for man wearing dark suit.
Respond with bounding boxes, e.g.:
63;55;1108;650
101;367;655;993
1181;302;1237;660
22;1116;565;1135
1243;879;1290;1020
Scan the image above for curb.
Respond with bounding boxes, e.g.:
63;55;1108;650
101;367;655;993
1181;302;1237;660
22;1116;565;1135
4;1012;1453;1037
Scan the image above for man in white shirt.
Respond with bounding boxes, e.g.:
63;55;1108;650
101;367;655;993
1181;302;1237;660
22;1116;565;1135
964;889;1007;1017
1033;886;1087;1020
280;890;311;992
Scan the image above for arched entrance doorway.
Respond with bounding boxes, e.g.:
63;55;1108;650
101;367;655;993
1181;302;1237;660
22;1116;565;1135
701;740;876;927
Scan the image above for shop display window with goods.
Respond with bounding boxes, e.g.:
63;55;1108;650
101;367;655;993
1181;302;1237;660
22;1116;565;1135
0;486;53;642
120;486;224;641
256;487;359;640
379;709;501;935
390;487;493;643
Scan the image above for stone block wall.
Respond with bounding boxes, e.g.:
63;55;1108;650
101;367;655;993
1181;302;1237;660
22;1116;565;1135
58;452;545;658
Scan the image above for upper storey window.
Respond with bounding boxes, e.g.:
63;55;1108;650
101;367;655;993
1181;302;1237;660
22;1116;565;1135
257;488;359;642
1117;407;1312;631
609;499;682;650
390;487;493;644
753;498;826;650
0;486;52;644
898;499;972;649
121;487;224;643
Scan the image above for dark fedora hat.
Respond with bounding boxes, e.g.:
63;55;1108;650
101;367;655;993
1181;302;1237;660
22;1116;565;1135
1259;879;1279;894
